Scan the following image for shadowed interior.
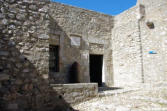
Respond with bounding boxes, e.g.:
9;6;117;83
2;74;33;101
89;54;103;86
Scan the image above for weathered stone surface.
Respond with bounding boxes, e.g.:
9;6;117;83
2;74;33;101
22;69;30;73
112;0;167;87
0;74;9;81
6;0;16;4
0;13;4;19
0;0;75;110
49;2;113;85
38;34;49;40
29;5;38;11
116;106;130;111
52;83;98;104
73;83;167;111
0;0;167;110
0;51;9;56
2;19;8;25
16;13;26;21
8;41;16;46
7;103;18;110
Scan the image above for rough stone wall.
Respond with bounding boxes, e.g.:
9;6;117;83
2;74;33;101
0;0;114;86
0;0;51;79
51;83;98;104
0;0;114;109
112;6;143;87
112;0;167;86
0;0;50;81
1;2;167;110
139;0;167;83
49;2;114;86
0;0;75;110
138;0;167;11
48;0;167;87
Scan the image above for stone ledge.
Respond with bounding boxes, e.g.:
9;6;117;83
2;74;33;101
51;83;97;87
51;83;98;104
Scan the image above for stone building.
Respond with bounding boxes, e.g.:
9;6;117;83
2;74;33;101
48;0;167;87
1;0;167;87
113;0;167;86
0;0;167;109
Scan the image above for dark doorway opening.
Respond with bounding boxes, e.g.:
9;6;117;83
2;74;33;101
49;45;59;72
69;62;80;83
89;54;103;87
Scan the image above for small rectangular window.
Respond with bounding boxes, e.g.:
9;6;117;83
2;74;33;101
49;45;59;72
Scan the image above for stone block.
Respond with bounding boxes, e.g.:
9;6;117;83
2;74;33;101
29;5;38;11
2;19;8;25
16;13;26;21
8;13;16;19
38;34;49;40
22;69;30;73
51;83;98;104
72;92;81;97
6;0;16;4
7;103;18;110
0;51;9;56
0;74;9;81
0;13;5;19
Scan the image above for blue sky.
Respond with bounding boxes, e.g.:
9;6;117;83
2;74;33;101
51;0;137;15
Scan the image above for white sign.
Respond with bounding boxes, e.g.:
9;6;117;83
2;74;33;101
70;36;81;47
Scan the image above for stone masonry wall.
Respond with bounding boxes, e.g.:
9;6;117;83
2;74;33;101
138;0;167;11
112;6;143;87
139;0;167;83
0;0;50;78
49;2;114;86
112;0;167;86
0;0;75;110
1;1;167;110
51;83;98;104
0;0;114;109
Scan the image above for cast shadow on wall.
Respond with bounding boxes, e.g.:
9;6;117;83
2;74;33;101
48;14;90;84
0;31;75;111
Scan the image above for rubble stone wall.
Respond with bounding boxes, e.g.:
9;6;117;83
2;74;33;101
0;0;75;110
0;0;167;110
112;6;143;86
0;0;114;86
49;2;114;85
139;0;167;83
112;0;167;86
51;83;98;104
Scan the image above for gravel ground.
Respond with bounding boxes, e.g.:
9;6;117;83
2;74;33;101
73;83;167;111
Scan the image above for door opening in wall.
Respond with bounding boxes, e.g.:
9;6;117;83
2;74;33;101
89;54;103;87
69;62;80;83
49;45;59;72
